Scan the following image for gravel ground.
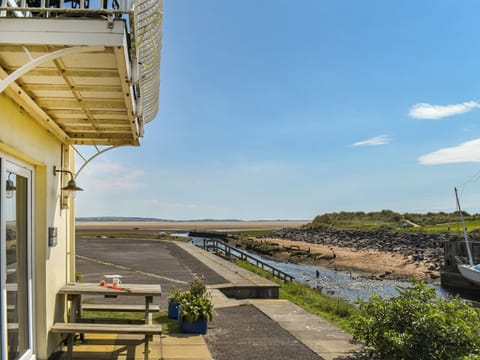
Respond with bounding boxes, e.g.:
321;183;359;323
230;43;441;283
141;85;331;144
205;305;322;360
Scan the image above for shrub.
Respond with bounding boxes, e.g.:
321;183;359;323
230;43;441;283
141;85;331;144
352;281;480;360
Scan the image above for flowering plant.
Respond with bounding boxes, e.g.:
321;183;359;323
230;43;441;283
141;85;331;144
190;277;206;297
172;276;214;323
179;290;214;323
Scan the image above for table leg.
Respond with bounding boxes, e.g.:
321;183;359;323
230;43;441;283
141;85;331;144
144;334;150;360
144;295;153;358
67;333;74;360
68;294;82;322
145;296;153;325
68;294;84;345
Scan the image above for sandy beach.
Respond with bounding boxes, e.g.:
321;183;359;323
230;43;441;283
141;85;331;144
76;220;308;233
261;238;437;282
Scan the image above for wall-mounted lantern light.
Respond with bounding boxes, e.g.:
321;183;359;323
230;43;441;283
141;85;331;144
53;166;83;209
6;173;16;199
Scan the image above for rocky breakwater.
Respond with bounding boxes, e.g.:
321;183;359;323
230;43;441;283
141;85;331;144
261;228;462;281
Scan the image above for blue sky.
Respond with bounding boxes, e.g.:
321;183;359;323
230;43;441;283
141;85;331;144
76;0;480;220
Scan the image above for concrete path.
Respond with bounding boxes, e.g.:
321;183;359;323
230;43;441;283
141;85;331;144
250;300;361;360
174;241;278;288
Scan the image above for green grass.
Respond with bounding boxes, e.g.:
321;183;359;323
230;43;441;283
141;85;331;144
309;220;399;231
153;311;180;334
81;310;180;334
235;260;359;333
307;217;480;234
407;219;480;233
305;210;480;233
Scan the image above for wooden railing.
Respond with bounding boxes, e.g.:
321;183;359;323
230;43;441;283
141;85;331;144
197;238;295;282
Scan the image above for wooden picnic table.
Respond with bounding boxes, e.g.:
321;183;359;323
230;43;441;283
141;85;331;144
55;282;163;360
59;282;162;324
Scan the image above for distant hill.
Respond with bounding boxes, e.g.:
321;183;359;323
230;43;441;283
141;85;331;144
305;210;480;230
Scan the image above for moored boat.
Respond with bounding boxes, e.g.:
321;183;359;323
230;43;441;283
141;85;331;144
454;187;480;284
458;264;480;285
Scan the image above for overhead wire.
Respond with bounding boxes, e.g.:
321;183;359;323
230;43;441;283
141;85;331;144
458;166;480;199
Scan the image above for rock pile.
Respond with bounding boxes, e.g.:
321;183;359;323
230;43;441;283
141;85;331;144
262;228;463;274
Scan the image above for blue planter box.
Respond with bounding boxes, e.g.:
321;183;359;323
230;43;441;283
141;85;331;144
179;317;208;334
168;301;180;319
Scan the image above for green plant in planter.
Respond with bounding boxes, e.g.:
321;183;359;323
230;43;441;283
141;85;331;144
190;277;207;297
168;286;186;303
179;291;214;323
168;286;188;319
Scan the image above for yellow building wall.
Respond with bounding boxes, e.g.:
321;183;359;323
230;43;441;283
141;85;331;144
0;93;74;359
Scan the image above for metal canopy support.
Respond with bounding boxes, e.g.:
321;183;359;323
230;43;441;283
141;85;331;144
73;144;124;177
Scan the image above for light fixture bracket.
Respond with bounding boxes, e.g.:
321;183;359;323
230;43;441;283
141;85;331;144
53;166;83;209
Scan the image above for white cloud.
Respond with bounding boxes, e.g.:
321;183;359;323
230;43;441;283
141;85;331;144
409;101;480;120
419;138;480;164
77;159;145;191
352;135;392;147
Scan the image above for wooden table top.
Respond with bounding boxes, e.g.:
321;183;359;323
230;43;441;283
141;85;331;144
59;282;162;296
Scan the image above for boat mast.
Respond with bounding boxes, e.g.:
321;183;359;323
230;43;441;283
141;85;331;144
455;187;474;266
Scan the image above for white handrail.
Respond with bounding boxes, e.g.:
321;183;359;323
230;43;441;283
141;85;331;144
133;0;162;123
3;0;25;17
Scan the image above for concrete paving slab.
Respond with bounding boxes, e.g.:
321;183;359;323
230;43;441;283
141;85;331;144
162;333;212;359
250;300;362;360
208;288;247;308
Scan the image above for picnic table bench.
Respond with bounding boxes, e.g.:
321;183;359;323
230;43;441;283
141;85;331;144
81;303;161;313
51;322;162;360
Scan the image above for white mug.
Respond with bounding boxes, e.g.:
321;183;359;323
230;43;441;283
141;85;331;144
112;277;121;286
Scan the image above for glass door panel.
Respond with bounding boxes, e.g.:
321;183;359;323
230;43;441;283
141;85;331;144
2;161;32;360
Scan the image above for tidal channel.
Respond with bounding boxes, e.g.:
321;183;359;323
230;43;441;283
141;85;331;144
174;234;458;304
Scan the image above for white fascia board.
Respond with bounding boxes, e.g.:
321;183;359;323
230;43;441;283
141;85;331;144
0;18;127;47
